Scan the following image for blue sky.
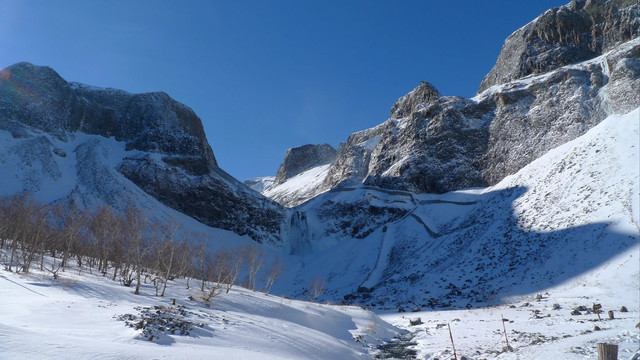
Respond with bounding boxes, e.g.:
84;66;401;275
0;0;565;181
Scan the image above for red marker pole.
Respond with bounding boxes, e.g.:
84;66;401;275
448;323;458;360
502;314;510;351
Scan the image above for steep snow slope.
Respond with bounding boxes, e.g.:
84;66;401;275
276;108;639;310
0;259;399;360
0;130;280;252
262;164;332;207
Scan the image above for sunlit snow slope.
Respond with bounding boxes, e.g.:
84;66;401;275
0;260;399;360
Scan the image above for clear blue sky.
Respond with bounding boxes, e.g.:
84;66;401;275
0;0;565;181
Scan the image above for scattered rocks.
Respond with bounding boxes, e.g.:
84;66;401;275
114;305;206;341
375;332;417;359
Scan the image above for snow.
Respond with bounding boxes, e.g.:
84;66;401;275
262;164;331;207
359;135;382;151
0;107;637;359
0;258;399;359
245;176;275;193
1;56;638;360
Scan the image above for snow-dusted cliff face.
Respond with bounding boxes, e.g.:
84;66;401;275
478;0;640;92
320;36;639;195
0;63;286;245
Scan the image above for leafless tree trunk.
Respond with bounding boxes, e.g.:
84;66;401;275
307;277;326;302
264;256;284;294
123;206;149;295
242;244;265;291
155;221;182;297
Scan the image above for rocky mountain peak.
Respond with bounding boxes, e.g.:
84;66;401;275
0;62;217;170
478;0;640;92
274;144;336;185
389;81;440;119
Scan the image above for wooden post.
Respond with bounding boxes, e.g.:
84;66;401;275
597;343;618;360
608;310;614;320
502;314;511;351
593;303;602;321
448;323;458;360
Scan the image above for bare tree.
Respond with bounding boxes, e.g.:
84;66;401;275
192;232;209;292
122;206;149;295
241;244;265;291
56;204;87;271
307;277;326;303
155;220;183;297
89;205;120;275
263;256;284;294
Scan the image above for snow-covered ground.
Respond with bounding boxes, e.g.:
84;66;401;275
381;289;640;360
0;259;399;360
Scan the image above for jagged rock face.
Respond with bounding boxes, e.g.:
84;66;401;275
0;62;286;245
322;37;640;194
274;144;336;185
0;63;216;172
323;82;493;193
478;0;640;92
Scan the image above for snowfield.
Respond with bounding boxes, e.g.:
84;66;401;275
0;262;399;360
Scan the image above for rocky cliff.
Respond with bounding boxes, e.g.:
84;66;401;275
0;62;286;245
317;0;639;195
479;0;640;92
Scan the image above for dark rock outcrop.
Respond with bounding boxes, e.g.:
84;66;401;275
274;144;336;185
0;62;286;245
479;0;640;92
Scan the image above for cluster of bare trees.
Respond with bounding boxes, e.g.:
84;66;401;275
0;194;284;301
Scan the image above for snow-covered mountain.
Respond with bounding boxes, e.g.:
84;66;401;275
277;107;639;308
0;62;286;246
250;0;640;311
0;0;637;317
